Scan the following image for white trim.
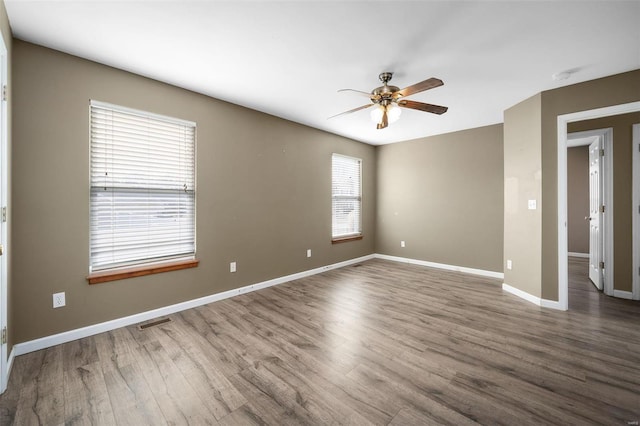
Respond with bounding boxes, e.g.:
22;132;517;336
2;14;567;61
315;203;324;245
5;347;13;386
374;254;504;279
502;283;541;305
376;254;567;306
633;124;640;300
540;298;565;310
568;252;589;259
613;290;633;300
558;102;640;310
12;254;375;356
603;129;614;297
0;31;7;394
331;153;363;239
90;99;196;127
11;253;505;357
502;283;564;310
567;128;613;295
567;132;599;148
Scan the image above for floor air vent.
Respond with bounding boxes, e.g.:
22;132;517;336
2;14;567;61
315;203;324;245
138;317;172;330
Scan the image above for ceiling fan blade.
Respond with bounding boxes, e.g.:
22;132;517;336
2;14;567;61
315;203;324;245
376;109;389;129
395;77;444;98
328;104;373;119
398;99;448;115
338;89;373;97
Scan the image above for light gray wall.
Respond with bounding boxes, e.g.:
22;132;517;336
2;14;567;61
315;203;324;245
567;146;589;254
11;40;376;343
375;124;504;273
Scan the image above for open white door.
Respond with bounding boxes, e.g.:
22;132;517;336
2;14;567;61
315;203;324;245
588;138;603;290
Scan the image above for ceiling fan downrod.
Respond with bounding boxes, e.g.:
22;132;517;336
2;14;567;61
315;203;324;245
379;72;393;84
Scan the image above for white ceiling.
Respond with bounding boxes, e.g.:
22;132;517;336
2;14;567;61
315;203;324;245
5;1;640;145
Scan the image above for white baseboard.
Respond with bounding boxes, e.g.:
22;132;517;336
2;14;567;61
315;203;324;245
2;347;15;393
502;283;566;310
375;254;504;280
540;298;565;310
613;289;633;300
568;252;589;259
10;254;547;357
13;254;375;357
502;283;541;305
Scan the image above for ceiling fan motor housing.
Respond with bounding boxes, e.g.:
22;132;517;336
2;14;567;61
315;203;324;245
372;72;399;106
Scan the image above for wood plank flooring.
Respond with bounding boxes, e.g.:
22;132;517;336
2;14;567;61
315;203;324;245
1;258;639;425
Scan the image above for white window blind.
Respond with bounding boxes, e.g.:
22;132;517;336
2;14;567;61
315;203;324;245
90;100;196;272
332;154;362;238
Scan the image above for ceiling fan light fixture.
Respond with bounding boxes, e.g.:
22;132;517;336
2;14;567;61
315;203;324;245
370;105;385;123
370;104;401;125
387;103;401;123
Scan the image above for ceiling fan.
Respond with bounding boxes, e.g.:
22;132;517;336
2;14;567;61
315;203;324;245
330;72;448;129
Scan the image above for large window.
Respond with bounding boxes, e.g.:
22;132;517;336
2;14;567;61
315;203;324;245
332;153;362;240
89;101;196;272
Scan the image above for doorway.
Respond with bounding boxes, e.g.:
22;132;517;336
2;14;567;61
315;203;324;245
558;101;640;310
567;128;612;295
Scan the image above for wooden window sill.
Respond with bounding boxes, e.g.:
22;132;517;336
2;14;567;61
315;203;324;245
332;235;363;244
87;259;199;284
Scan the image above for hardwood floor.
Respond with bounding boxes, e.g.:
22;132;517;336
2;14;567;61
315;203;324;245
1;258;639;425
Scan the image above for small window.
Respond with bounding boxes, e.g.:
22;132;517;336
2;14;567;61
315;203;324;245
332;153;362;241
89;101;196;272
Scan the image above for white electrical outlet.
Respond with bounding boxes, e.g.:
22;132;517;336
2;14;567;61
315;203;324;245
230;261;237;273
53;292;66;308
401;241;405;248
506;260;512;270
306;249;311;258
528;199;537;210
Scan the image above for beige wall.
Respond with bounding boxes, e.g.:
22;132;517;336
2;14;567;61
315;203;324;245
541;70;640;300
503;94;542;297
0;0;11;352
8;36;639;347
567;146;588;254
11;40;376;343
568;112;640;292
504;70;640;302
375;124;504;273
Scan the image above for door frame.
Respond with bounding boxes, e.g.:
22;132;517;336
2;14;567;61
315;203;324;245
558;101;640;311
0;31;7;393
567;128;612;295
633;124;640;300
